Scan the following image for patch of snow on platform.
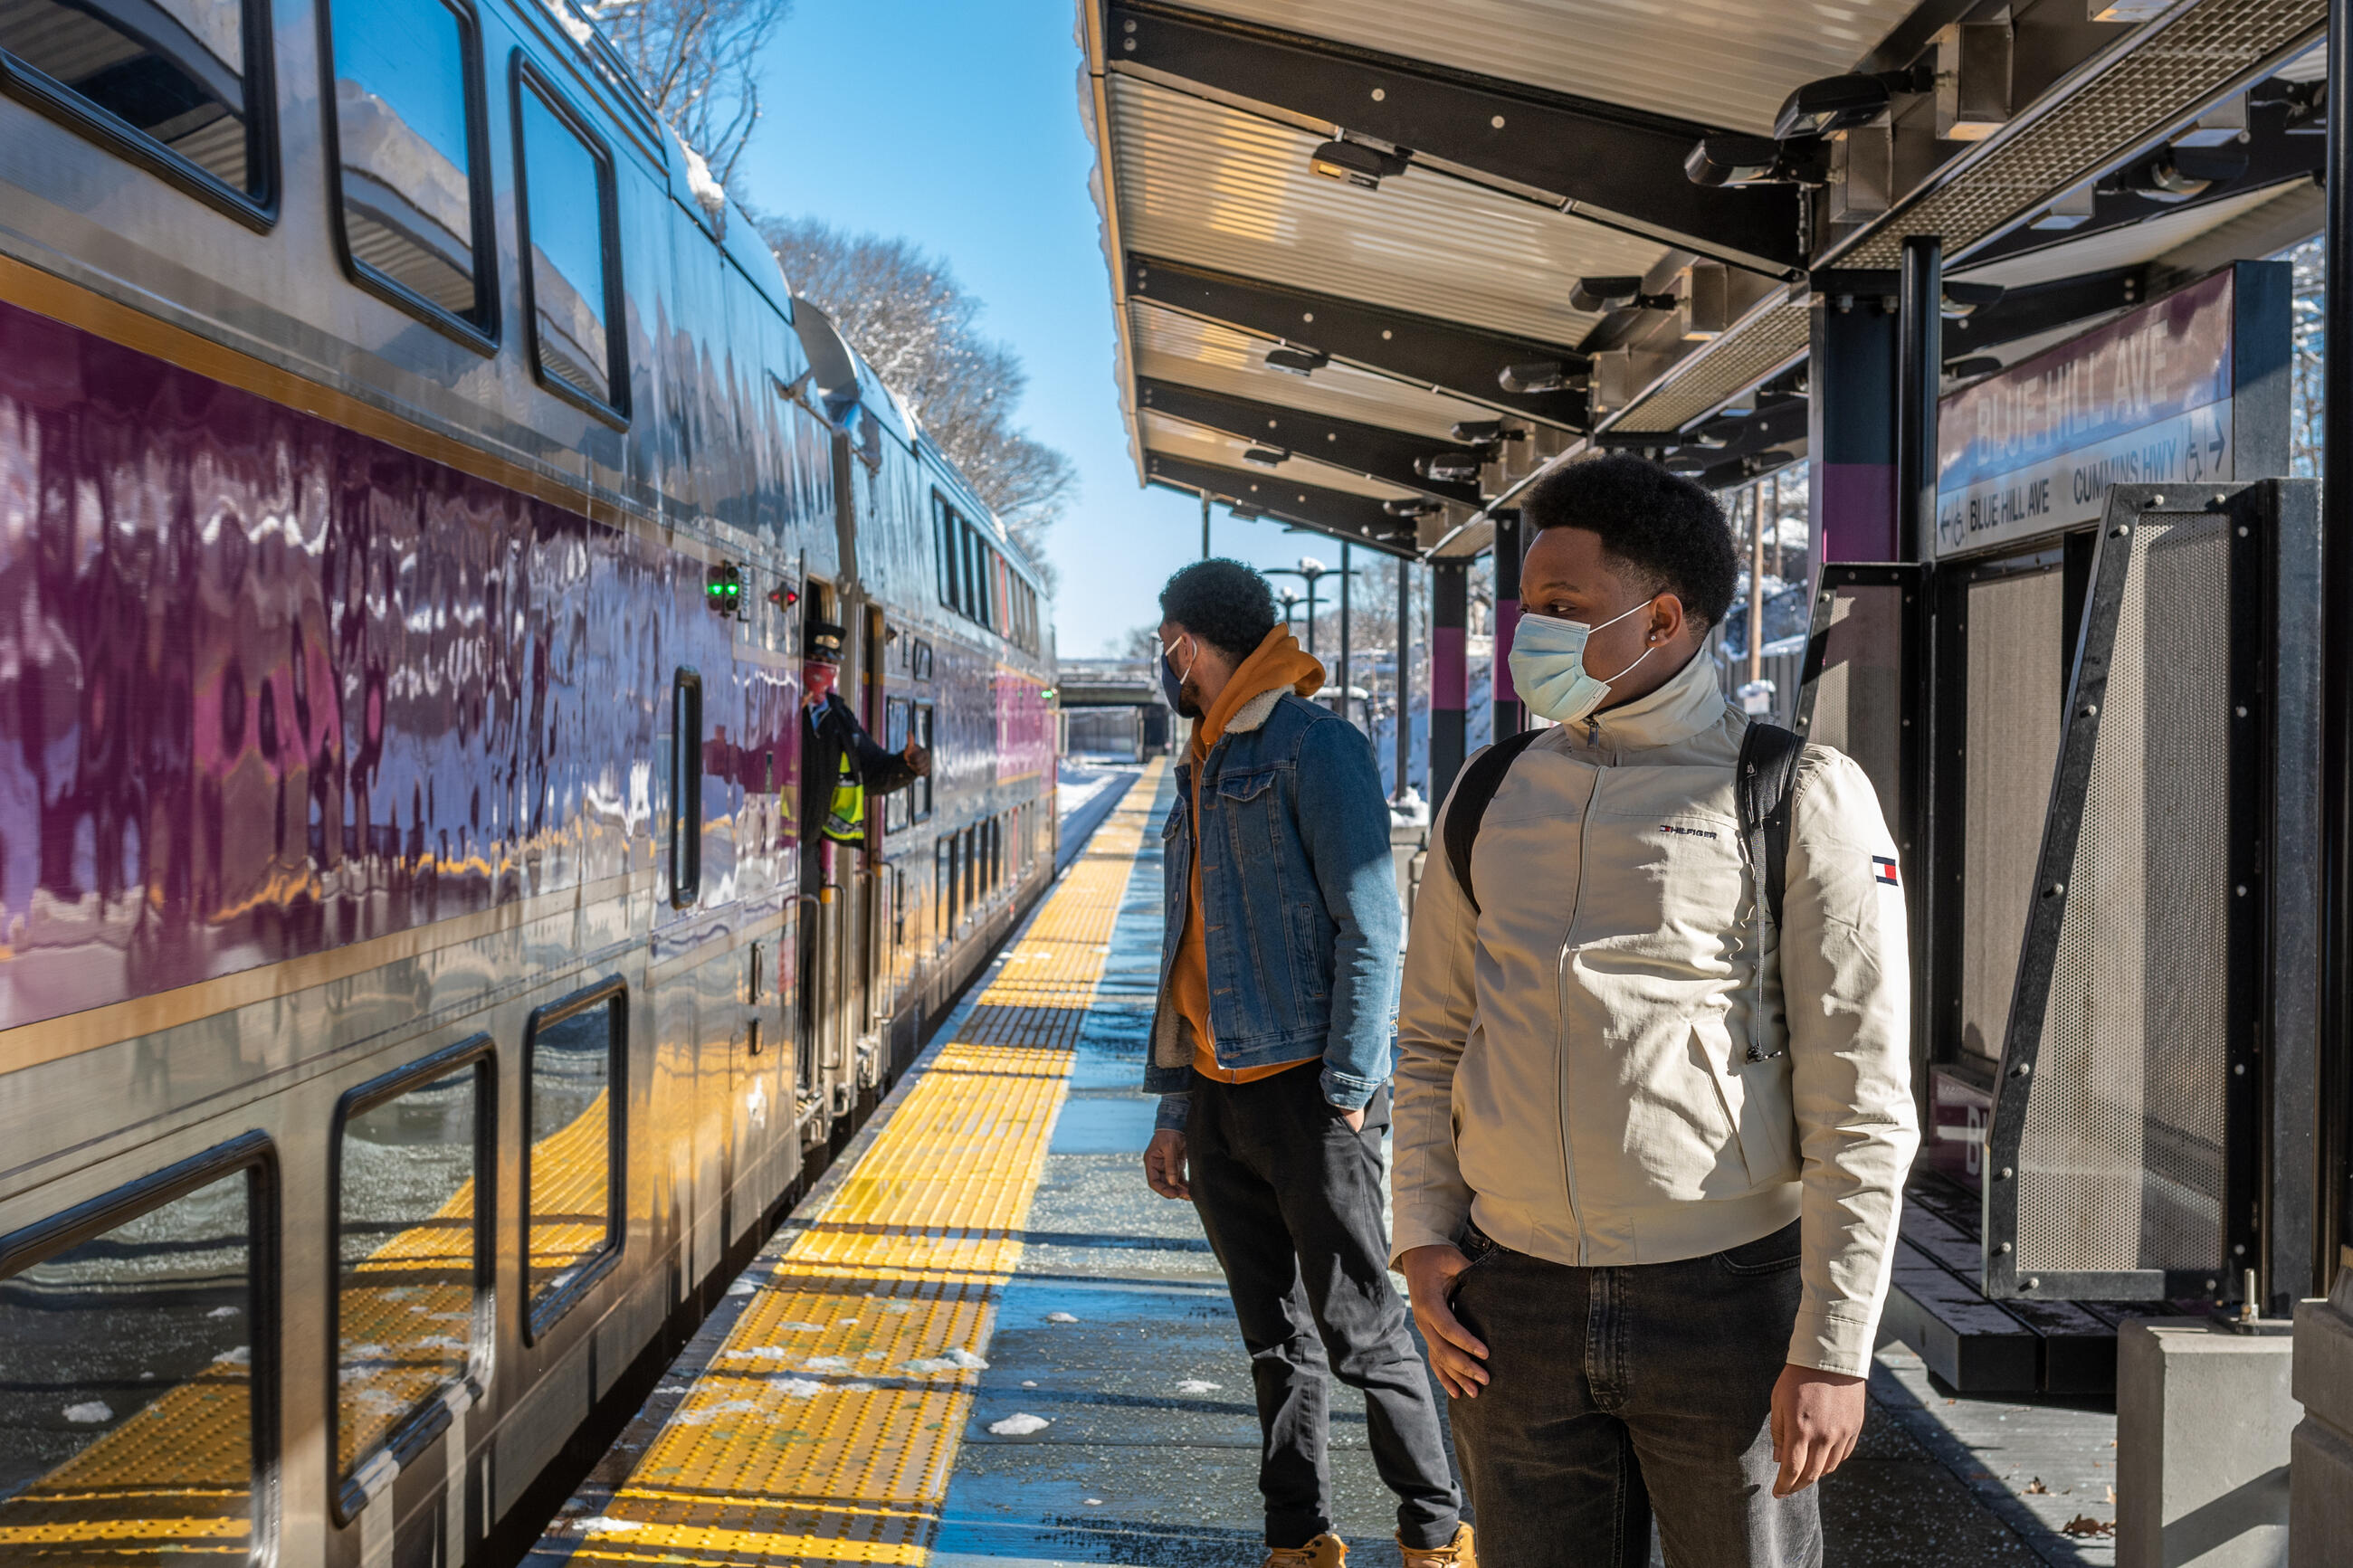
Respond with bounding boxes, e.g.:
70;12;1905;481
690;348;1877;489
988;1412;1051;1436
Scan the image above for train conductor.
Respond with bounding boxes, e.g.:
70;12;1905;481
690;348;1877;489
801;619;930;856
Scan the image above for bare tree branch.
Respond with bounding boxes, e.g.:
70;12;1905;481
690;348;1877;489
582;0;789;185
760;214;1073;587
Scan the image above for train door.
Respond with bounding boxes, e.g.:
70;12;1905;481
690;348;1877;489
857;606;888;1088
799;580;842;1125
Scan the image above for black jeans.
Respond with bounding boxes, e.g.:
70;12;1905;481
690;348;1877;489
1188;1068;1461;1550
1446;1221;1821;1568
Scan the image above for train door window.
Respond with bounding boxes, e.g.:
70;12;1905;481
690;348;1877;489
515;65;624;413
912;639;933;682
883;698;910;834
942;835;958;929
962;826;976;912
522;978;626;1338
912;704;934;821
0;1133;277;1558
329;1038;491;1516
862;608;885;731
670;668;702;908
0;0;272;214
324;0;492;338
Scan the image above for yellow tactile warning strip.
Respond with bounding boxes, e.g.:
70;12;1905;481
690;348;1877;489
555;760;1167;1566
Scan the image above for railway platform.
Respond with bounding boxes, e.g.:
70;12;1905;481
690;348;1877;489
524;758;2118;1568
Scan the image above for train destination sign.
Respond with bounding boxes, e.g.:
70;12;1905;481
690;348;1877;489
1934;268;2248;558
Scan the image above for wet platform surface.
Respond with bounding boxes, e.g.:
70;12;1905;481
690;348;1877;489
529;757;2118;1568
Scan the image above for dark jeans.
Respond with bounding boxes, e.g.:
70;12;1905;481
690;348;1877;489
1188;1068;1461;1550
1446;1221;1821;1568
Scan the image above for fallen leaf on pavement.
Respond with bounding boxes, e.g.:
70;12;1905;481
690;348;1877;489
2062;1516;2114;1538
2024;1478;2048;1495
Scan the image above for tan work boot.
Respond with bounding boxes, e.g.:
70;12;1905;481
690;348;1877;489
1262;1534;1347;1568
1398;1524;1476;1568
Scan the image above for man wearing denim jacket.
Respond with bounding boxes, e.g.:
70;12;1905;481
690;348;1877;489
1138;560;1469;1568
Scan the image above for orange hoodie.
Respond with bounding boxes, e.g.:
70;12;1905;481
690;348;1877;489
1170;626;1326;1084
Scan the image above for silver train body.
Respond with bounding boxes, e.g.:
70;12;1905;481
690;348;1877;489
0;0;1055;1562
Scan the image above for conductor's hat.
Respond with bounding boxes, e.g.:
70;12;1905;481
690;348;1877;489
805;620;846;661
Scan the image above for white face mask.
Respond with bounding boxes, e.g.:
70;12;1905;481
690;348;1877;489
1507;602;1655;727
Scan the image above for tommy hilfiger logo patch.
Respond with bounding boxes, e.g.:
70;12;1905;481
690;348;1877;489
1873;855;1900;887
1660;823;1719;841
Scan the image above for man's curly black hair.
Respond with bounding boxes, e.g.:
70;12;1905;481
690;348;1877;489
1522;453;1739;630
1158;558;1279;661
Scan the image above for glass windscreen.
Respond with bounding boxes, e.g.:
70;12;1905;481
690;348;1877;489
329;0;480;320
0;1168;258;1560
519;86;613;403
0;0;257;191
528;1001;617;1320
336;1061;481;1479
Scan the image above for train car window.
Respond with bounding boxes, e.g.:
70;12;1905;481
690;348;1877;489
323;0;493;340
670;668;702;908
515;64;623;413
913;639;933;682
933;495;958;611
912;704;934;821
962;826;976;913
522;978;627;1338
957;524;978;623
0;1132;277;1559
329;1038;491;1516
0;0;272;218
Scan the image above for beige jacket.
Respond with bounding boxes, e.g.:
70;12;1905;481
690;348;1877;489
1393;648;1919;1377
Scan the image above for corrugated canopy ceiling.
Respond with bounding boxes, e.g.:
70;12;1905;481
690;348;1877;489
1079;0;2327;558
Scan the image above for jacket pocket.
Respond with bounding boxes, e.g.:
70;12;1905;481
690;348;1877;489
1694;1013;1799;1188
1289;901;1330;1001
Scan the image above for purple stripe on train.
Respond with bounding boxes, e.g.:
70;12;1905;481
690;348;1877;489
0;295;803;1032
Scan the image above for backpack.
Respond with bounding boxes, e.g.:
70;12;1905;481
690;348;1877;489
1442;721;1805;928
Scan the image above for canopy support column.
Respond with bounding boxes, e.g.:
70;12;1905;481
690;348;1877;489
1431;561;1469;806
1394;563;1414;802
1491;508;1524;739
1897;237;1943;564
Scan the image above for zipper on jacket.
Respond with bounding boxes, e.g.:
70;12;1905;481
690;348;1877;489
1553;744;1600;1264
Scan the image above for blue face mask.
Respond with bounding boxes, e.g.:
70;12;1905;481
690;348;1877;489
1159;634;1197;713
1507;602;1654;727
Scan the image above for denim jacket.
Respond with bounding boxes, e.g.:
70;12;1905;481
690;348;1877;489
1148;688;1402;1130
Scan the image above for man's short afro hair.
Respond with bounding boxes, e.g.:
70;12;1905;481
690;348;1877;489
1158;557;1279;661
1523;453;1739;630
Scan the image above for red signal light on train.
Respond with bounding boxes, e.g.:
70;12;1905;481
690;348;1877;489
769;584;799;609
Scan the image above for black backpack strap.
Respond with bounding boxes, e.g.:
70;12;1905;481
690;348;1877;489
1442;729;1546;915
1737;721;1805;931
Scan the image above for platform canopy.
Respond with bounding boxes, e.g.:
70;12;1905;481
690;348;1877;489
1078;0;2326;561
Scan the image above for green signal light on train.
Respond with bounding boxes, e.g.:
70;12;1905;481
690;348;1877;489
706;562;745;614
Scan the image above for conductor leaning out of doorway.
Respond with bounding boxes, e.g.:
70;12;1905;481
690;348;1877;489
1138;559;1472;1568
1395;455;1917;1568
800;617;929;855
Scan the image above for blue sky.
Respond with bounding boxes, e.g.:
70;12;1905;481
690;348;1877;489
744;0;1358;657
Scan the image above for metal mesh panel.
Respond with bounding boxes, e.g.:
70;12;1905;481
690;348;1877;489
1618;0;2320;432
2016;516;2230;1276
1806;584;1904;829
1961;571;2064;1068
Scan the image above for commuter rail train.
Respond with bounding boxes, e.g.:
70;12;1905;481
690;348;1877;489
0;0;1058;1563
